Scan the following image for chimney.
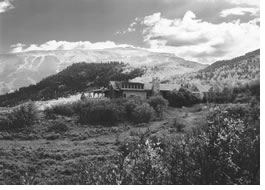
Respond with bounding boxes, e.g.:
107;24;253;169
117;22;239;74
152;77;160;95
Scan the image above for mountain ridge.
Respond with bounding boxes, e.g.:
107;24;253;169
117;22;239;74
170;49;260;90
0;47;205;95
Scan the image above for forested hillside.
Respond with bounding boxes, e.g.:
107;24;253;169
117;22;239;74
189;49;260;83
0;62;144;106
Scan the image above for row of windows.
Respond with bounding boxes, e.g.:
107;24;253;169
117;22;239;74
121;83;144;89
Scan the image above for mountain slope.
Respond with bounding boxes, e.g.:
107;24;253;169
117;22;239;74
0;47;205;94
171;49;260;87
0;62;145;106
200;49;260;80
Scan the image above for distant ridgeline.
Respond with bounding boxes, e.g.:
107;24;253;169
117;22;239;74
184;49;260;86
171;49;260;88
0;62;145;107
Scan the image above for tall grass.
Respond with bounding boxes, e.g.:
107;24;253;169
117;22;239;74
0;101;37;131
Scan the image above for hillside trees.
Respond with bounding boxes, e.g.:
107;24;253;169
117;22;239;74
0;62;145;107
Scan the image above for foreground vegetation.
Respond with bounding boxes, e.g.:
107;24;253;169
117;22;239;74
55;103;259;185
0;78;260;185
0;94;259;184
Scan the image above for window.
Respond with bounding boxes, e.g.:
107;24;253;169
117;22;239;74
123;93;126;98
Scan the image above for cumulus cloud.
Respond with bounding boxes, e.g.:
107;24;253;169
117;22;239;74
141;11;259;63
220;7;259;17
0;0;14;13
11;40;133;53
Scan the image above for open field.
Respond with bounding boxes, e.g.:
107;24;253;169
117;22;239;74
0;104;209;184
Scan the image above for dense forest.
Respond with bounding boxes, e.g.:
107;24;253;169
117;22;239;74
0;62;145;107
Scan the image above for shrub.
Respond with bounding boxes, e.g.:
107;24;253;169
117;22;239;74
131;103;154;124
69;101;259;185
44;104;74;117
147;96;168;118
124;97;143;118
166;88;200;108
0;101;37;131
79;99;121;125
173;119;185;132
47;122;68;133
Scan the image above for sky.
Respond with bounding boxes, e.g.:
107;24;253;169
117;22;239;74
0;0;260;64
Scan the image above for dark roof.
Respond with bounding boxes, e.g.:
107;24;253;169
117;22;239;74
109;81;145;91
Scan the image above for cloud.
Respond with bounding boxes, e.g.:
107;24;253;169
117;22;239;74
0;0;14;13
228;0;259;6
142;12;161;26
141;11;259;63
195;0;259;6
116;18;140;35
11;40;133;53
220;7;259;17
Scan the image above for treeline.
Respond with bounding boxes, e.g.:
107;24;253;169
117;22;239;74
206;80;260;104
0;62;145;107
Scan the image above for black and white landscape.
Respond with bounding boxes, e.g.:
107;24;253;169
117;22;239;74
0;0;260;185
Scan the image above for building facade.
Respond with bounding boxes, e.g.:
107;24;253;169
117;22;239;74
95;78;180;99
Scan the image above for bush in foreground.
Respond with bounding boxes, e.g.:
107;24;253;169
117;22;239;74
68;103;259;185
0;101;37;131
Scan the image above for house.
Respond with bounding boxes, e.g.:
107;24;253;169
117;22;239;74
93;77;181;99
